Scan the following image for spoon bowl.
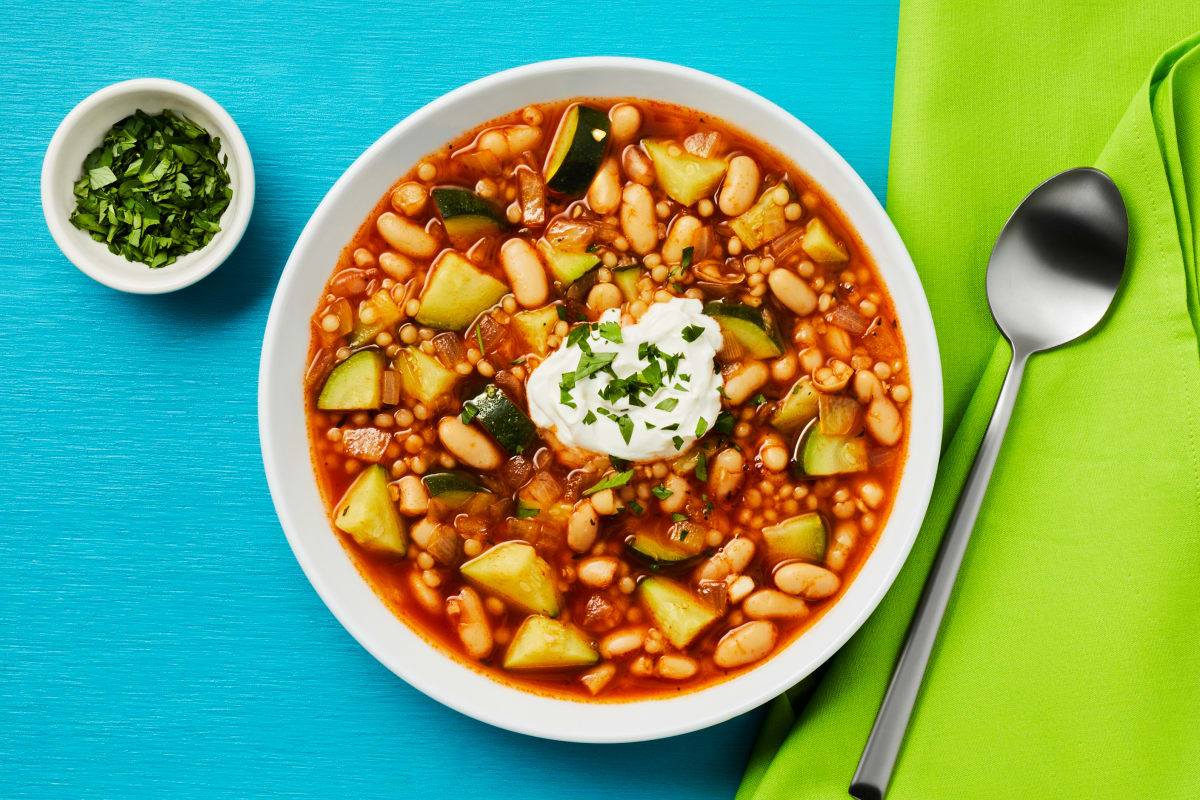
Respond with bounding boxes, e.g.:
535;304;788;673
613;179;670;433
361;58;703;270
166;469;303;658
986;167;1128;353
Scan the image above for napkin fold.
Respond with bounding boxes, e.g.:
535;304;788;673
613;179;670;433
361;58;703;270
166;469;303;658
739;4;1200;797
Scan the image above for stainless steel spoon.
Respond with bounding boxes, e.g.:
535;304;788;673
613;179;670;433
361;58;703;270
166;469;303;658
849;167;1128;800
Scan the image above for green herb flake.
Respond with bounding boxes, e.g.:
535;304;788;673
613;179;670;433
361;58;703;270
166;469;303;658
460;404;479;425
651;485;673;500
681;324;705;343
515;504;540;519
609;455;631;471
556;306;568;321
627;500;644;516
672;435;685;450
617;414;634;444
69;109;232;268
476;324;486;354
681;246;694;271
582;410;597;425
584;469;635;496
671;512;689;523
751;393;767;405
655;397;679;412
509;357;526;365
695;452;708;482
597;321;623;344
695;417;709;437
714;411;736;436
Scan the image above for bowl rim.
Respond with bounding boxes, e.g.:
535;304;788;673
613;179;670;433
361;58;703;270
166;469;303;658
40;77;255;294
259;56;942;742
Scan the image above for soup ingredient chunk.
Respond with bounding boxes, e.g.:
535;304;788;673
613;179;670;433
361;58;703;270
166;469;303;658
459;541;562;616
333;464;408;555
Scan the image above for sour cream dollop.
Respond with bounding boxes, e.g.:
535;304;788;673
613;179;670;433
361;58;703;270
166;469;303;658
527;297;724;461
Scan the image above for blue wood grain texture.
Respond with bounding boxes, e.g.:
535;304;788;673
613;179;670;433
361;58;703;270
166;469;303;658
0;1;898;796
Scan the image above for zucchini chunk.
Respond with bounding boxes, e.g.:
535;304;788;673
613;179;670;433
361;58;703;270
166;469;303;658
638;577;720;649
395;346;458;406
626;521;707;572
802;217;849;263
763;512;827;563
536;239;600;287
422;470;491;509
771;376;820;433
543;104;610;196
642;139;728;206
460;541;562;617
464;384;537;454
333;464;408;555
431;187;509;249
797;422;869;476
703;301;783;358
317;349;385;410
730;181;791;249
818;394;860;435
503;615;598;670
348;289;403;348
416;251;509;330
613;265;643;302
512;305;560;356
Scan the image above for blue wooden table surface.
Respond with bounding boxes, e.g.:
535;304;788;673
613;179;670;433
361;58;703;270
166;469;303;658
0;2;898;796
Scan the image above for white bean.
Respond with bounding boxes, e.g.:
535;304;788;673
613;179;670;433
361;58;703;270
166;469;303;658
696;536;756;582
768;269;817;315
718;155;761;216
723;360;769;405
377;212;439;259
587;282;623;313
577;557;618;589
437;416;502;470
568;501;600;553
826;521;858;571
743;589;809;620
408;569;443;614
655;654;699;680
662;215;702;264
620;183;658;254
658;473;690;513
446;586;493;659
396;475;429;516
587;158;622;215
865;395;903;445
499;238;548;308
713;621;777;668
774;562;841;599
709;447;746;502
599;627;646;659
609;103;643;144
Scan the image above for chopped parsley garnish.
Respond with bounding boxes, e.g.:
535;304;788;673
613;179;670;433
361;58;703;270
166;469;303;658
609;455;631;471
597;321;623;344
695;452;708;481
68;110;232;268
672;435;685;450
584;469;634;496
617;414;634;444
681;325;705;343
559;386;576;409
556;306;568;321
662;423;679;431
515;505;540;519
582;410;597;425
460;404;479;425
644;421;656;429
565;323;592;350
671;513;689;523
627;500;644;516
714;411;736;436
695;417;709;437
751;393;767;405
681;246;694;271
655;397;679;412
510;357;526;365
651;485;673;500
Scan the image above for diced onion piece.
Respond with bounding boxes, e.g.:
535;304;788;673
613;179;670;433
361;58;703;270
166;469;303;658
456;148;502;176
426;526;463;566
826;305;869;337
305;348;334;388
818;394;860;436
769;225;807;262
432;331;466;369
517;166;546;227
381;370;400;406
683;130;722;158
545;218;596;252
863;315;902;360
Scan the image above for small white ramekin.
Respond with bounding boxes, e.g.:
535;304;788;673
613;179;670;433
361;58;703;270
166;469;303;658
41;78;255;294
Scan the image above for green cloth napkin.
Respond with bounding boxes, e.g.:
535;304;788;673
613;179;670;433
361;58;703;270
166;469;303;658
738;3;1200;798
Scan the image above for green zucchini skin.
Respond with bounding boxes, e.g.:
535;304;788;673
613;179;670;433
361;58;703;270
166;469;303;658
465;384;537;454
422;470;491;508
703;301;783;358
317;349;385;411
625;535;705;572
431;187;508;245
796;421;869;476
544;105;610;196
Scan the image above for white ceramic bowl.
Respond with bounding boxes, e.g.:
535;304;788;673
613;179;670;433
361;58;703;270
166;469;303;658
260;58;942;742
41;79;255;294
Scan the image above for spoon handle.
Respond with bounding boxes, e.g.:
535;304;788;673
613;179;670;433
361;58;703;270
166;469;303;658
850;350;1029;800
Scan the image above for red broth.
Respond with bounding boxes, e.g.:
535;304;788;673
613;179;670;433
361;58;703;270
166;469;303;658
306;99;908;700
